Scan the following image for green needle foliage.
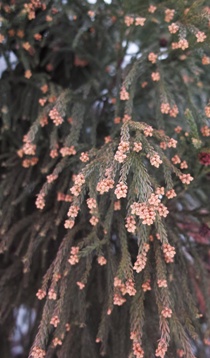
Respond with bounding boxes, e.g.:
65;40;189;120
0;0;210;357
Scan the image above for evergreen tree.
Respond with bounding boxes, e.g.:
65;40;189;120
1;0;210;357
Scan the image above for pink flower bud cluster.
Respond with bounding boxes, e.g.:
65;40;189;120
96;178;115;194
48;288;57;300
161;307;172;318
168;23;179;34
113;293;126;306
177;349;185;357
68;246;79;265
122;114;131;122
130;193;169;227
31;347;46;358
50;315;60;327
133;142;142;152
168;138;177;147
160;103;170;114
160;138;177;150
67;205;80;218
148;5;157;13
124;16;146;27
201;125;210;136
160;103;179;117
64;218;75;229
172;39;189;50
160;137;177;149
36;289;46;300
46;174;58;183
22;142;36;155
53;273;61;282
22;157;38;168
39;98;47;106
165;189;176;199
114;182;128;199
132;342;144;358
142;280;151;292
179;173;193;184
130;332;144;358
155;339;168;358
123;279;137;296
157;279;167;288
124;16;134;26
135;17;146;26
148;153;163;168
80;152;89;162
202;55;210;65
113;277;136;306
125;216;136;233
133;243;150;273
89;216;99;226
151;72;160;81
60;146;76;157
169;104;179;117
57;192;73;202
147;153;163;168
114;141;130;163
87;198;97;210
114;152;126;164
162;244;176;263
76;281;85;290
180;160;188;169
86;197;99;226
196;31;207;42
52;338;62;347
70;173;85;196
148;193;161;206
156;187;165;195
131;202;154;226
50;149;58;158
97;256;107;265
144;125;153;137
148;52;158;64
49;107;63;126
158;204;169;217
130;330;138;340
35;192;45;209
171;155;181;164
164;9;175;22
174;126;182;133
120;86;129;100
